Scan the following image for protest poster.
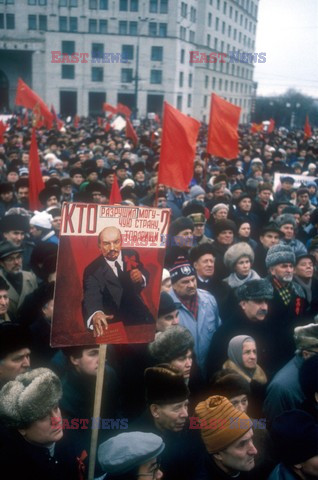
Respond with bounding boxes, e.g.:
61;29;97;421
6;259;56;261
51;203;170;346
273;172;317;193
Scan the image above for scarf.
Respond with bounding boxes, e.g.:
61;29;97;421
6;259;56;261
294;275;312;304
223;359;268;384
272;277;292;305
224;269;260;288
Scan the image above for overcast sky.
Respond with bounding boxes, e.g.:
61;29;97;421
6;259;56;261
254;0;318;98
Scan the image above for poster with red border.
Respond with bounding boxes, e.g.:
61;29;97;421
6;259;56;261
51;203;170;346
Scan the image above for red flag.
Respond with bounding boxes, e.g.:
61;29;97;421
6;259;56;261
109;175;122;205
103;103;117;114
23;111;29;127
267;118;275;134
15;78;53;129
74;115;80;128
0;121;8;144
97;116;104;127
51;105;64;130
304;115;312;139
207;94;241;160
104;122;111;133
117;103;132;118
157;102;200;190
126;118;138;146
250;123;263;133
29;128;45;211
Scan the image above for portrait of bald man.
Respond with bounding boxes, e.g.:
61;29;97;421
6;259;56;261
82;226;154;337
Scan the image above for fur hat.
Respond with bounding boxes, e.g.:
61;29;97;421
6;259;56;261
0;323;31;360
148;326;194;363
190;243;216;264
294;324;318;352
168;217;194;237
214;219;237;237
38;186;61;206
211;372;251;398
144;366;189;405
182;200;205;217
0;214;29;233
0;368;62;428
275;213;296;228
224;242;254;271
30;211;53;230
235;279;274;302
265;244;295;269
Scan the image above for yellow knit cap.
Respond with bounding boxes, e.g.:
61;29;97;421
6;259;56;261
194;395;252;453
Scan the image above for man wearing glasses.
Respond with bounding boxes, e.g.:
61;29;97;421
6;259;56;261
98;431;164;479
0;241;37;317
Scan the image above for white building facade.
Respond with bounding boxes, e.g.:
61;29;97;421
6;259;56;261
0;0;259;122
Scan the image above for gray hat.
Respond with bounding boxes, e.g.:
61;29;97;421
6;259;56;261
211;203;229;215
0;241;23;260
0;368;62;428
265;244;295;269
236;279;274;302
275;213;296;228
294;324;318;351
224;242;254;271
148;325;194;363
189;185;205;199
98;432;165;474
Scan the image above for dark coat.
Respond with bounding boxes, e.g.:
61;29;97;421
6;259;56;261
82;249;154;327
253;243;268;278
196;276;235;322
195;452;253;480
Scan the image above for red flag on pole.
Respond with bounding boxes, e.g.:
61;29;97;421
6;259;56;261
304;115;312;139
0;121;8;144
51;105;64;130
126;118;138;146
117;103;132;118
207;93;241;159
104;122;111;133
103;103;117;114
157;102;200;191
267;118;275;134
15;78;53;129
74;115;80;128
109;175;122;205
250;123;263;134
29;128;45;211
23;110;29;127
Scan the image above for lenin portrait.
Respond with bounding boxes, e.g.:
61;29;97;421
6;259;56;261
82;226;155;337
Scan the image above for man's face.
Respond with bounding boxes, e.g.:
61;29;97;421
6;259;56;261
72;174;84;186
215;429;257;473
213;209;228;220
70;348;99;376
238;198;252;212
174;229;193;248
170;349;193;379
297;193;309;205
270;263;294;283
296;455;318;478
0;191;13;203
152;399;189;432
7;172;19;183
17;187;29;202
280;223;294;240
116;168;127;180
3;230;25;247
193;224;204;238
242;341;257;370
99;227;121;261
0;252;23;273
0;289;9;315
239;300;269;321
173;276;197;299
0;348;31;383
137;457;163;479
295;258;314;280
230;394;248;413
156;309;179;332
29;225;43;239
61;184;72;195
19;406;63;446
217;230;234;245
21;153;29;165
46;196;59;207
51;216;61;232
105;173;115;186
42;299;54;322
258;189;271;202
194;254;215;279
260;231;280;249
281;181;293;191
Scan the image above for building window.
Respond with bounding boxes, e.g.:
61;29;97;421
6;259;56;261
92;67;103;82
208;13;212;27
120;0;128;10
222;21;225;34
180;48;185;63
92;43;104;57
119;21;127;34
212;77;216;89
225;79;228;91
122;44;134;60
69;17;77;32
89;19;97;32
214;38;218;49
223;1;227;14
38;15;47;30
189;30;195;42
130;0;138;11
100;0;108;9
129;21;137;34
229;5;232;18
177;95;182;110
149;22;156;36
69;0;78;6
215;17;219;31
205;75;208;88
159;23;167;36
149;0;157;12
203;95;207;107
188;73;192;87
62;65;75;79
160;0;168;13
216;0;220;9
180;26;186;40
181;2;187;18
207;34;210;46
179;71;183;87
0;14;4;29
190;7;196;22
62;41;75;55
59;0;67;5
151;46;163;61
150;69;162;84
187;94;191;108
99;19;107;33
6;14;15;29
59;16;67;31
38;0;47;4
121;68;133;83
28;0;37;4
28;15;37;30
150;0;168;13
89;0;97;7
219;78;222;90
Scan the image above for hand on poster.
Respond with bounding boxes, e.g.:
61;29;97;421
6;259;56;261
129;268;143;284
91;311;113;337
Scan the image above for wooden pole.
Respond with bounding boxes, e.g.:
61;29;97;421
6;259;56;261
88;343;107;480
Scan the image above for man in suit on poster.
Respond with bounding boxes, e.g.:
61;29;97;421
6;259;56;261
82;226;154;337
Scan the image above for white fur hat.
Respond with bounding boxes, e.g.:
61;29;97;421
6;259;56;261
224;242;254;271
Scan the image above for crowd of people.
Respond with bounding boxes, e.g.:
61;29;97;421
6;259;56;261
0;116;317;480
